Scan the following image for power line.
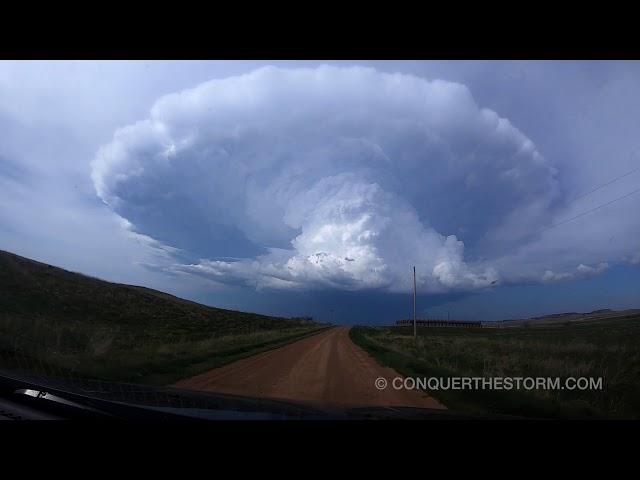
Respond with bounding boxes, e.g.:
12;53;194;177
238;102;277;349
540;185;640;233
568;166;639;204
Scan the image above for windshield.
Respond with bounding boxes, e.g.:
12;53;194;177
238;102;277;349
1;60;639;421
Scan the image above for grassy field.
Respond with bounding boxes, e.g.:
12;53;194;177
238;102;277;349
0;323;328;385
0;249;328;385
351;316;640;419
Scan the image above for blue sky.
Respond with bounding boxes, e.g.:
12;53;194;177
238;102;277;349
1;61;639;323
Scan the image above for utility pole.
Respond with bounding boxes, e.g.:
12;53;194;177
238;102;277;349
413;266;417;338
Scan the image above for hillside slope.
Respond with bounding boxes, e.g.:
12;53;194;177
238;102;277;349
0;250;324;384
0;249;312;334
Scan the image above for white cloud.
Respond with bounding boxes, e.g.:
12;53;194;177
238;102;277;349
542;262;609;283
174;175;499;293
91;65;581;293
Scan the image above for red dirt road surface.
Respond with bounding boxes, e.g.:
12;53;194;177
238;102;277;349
174;326;445;410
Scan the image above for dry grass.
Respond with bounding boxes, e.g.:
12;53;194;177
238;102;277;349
351;316;640;419
0;316;326;385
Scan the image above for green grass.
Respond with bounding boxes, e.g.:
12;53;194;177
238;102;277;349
0;249;328;385
0;322;329;385
350;317;640;419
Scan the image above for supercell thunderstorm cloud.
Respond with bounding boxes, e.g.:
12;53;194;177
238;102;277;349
91;65;622;295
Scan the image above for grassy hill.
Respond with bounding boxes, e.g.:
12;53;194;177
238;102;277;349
494;308;640;327
0;250;327;385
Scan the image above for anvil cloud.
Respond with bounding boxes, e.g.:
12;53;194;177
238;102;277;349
91;66;598;293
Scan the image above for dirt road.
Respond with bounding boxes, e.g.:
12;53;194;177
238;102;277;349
174;326;445;410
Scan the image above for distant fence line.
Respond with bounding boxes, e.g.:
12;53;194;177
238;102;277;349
395;319;483;328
